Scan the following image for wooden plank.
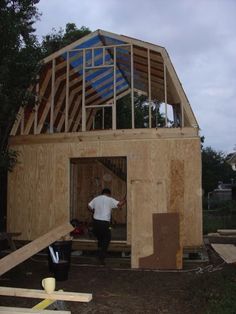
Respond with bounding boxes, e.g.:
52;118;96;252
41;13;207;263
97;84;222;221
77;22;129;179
164;63;168;126
131;45;134;128
217;229;236;236
0;306;70;314
207;233;236;244
112;47;117;130
0;223;73;276
65;52;70;132
211;244;236;263
10;107;24;136
72;240;130;252
147;48;151;128
0;287;92;303
9;127;199;146
50;58;55;133
68;95;82;132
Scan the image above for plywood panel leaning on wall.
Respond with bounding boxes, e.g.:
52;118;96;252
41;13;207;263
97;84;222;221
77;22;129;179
139;213;182;269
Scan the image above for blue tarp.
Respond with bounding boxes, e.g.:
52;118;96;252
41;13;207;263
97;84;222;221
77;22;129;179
61;34;131;101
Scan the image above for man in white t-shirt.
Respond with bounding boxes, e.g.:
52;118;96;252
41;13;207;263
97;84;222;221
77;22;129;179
88;188;126;264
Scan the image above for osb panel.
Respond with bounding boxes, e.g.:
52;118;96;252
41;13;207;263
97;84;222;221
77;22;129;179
131;180;164;268
146;139;202;246
139;213;181;269
169;160;184;213
169;159;184;267
8;145;36;240
54;143;70;224
8;136;202;251
7;144;60;240
183;142;202;246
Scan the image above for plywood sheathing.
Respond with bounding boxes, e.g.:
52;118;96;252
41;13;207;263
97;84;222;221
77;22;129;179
169;159;184;268
7;130;202;269
139;213;181;269
131;180;166;268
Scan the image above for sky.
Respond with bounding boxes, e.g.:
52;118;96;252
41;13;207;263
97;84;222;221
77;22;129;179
35;0;236;153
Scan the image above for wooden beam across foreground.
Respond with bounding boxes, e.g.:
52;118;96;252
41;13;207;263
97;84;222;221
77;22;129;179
0;306;71;314
0;222;74;276
0;287;92;303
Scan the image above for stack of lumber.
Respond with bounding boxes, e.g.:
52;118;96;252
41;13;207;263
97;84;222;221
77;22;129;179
207;229;236;244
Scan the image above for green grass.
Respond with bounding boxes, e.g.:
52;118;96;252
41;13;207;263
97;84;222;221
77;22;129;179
203;200;236;234
203;213;236;234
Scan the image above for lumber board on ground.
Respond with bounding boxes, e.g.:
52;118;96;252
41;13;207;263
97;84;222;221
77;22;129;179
72;239;130;252
0;287;92;302
217;229;236;236
0;307;70;313
211;243;236;263
207;233;236;244
0;223;73;276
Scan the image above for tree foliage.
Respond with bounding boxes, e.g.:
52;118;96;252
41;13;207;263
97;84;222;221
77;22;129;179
202;146;236;194
40;23;91;57
93;93;166;130
0;0;41;171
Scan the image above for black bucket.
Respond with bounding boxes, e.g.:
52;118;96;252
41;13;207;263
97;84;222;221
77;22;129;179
48;240;72;281
52;260;70;281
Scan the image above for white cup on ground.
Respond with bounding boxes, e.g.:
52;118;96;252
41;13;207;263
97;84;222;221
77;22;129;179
42;277;56;294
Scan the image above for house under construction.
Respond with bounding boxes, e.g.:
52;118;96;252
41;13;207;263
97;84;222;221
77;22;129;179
8;30;202;269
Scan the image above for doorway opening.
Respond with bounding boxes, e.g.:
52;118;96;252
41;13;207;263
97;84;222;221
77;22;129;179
70;157;127;242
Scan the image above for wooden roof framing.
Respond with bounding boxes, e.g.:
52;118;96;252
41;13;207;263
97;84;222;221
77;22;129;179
10;29;199;136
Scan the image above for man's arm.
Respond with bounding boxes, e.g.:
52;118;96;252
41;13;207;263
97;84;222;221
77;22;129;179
88;204;94;215
117;195;126;208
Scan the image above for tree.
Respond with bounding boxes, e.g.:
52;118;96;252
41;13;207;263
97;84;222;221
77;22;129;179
0;0;41;230
202;146;236;195
40;23;91;57
94;94;166;130
0;0;41;171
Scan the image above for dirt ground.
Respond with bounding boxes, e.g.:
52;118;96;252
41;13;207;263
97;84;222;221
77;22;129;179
0;242;236;314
